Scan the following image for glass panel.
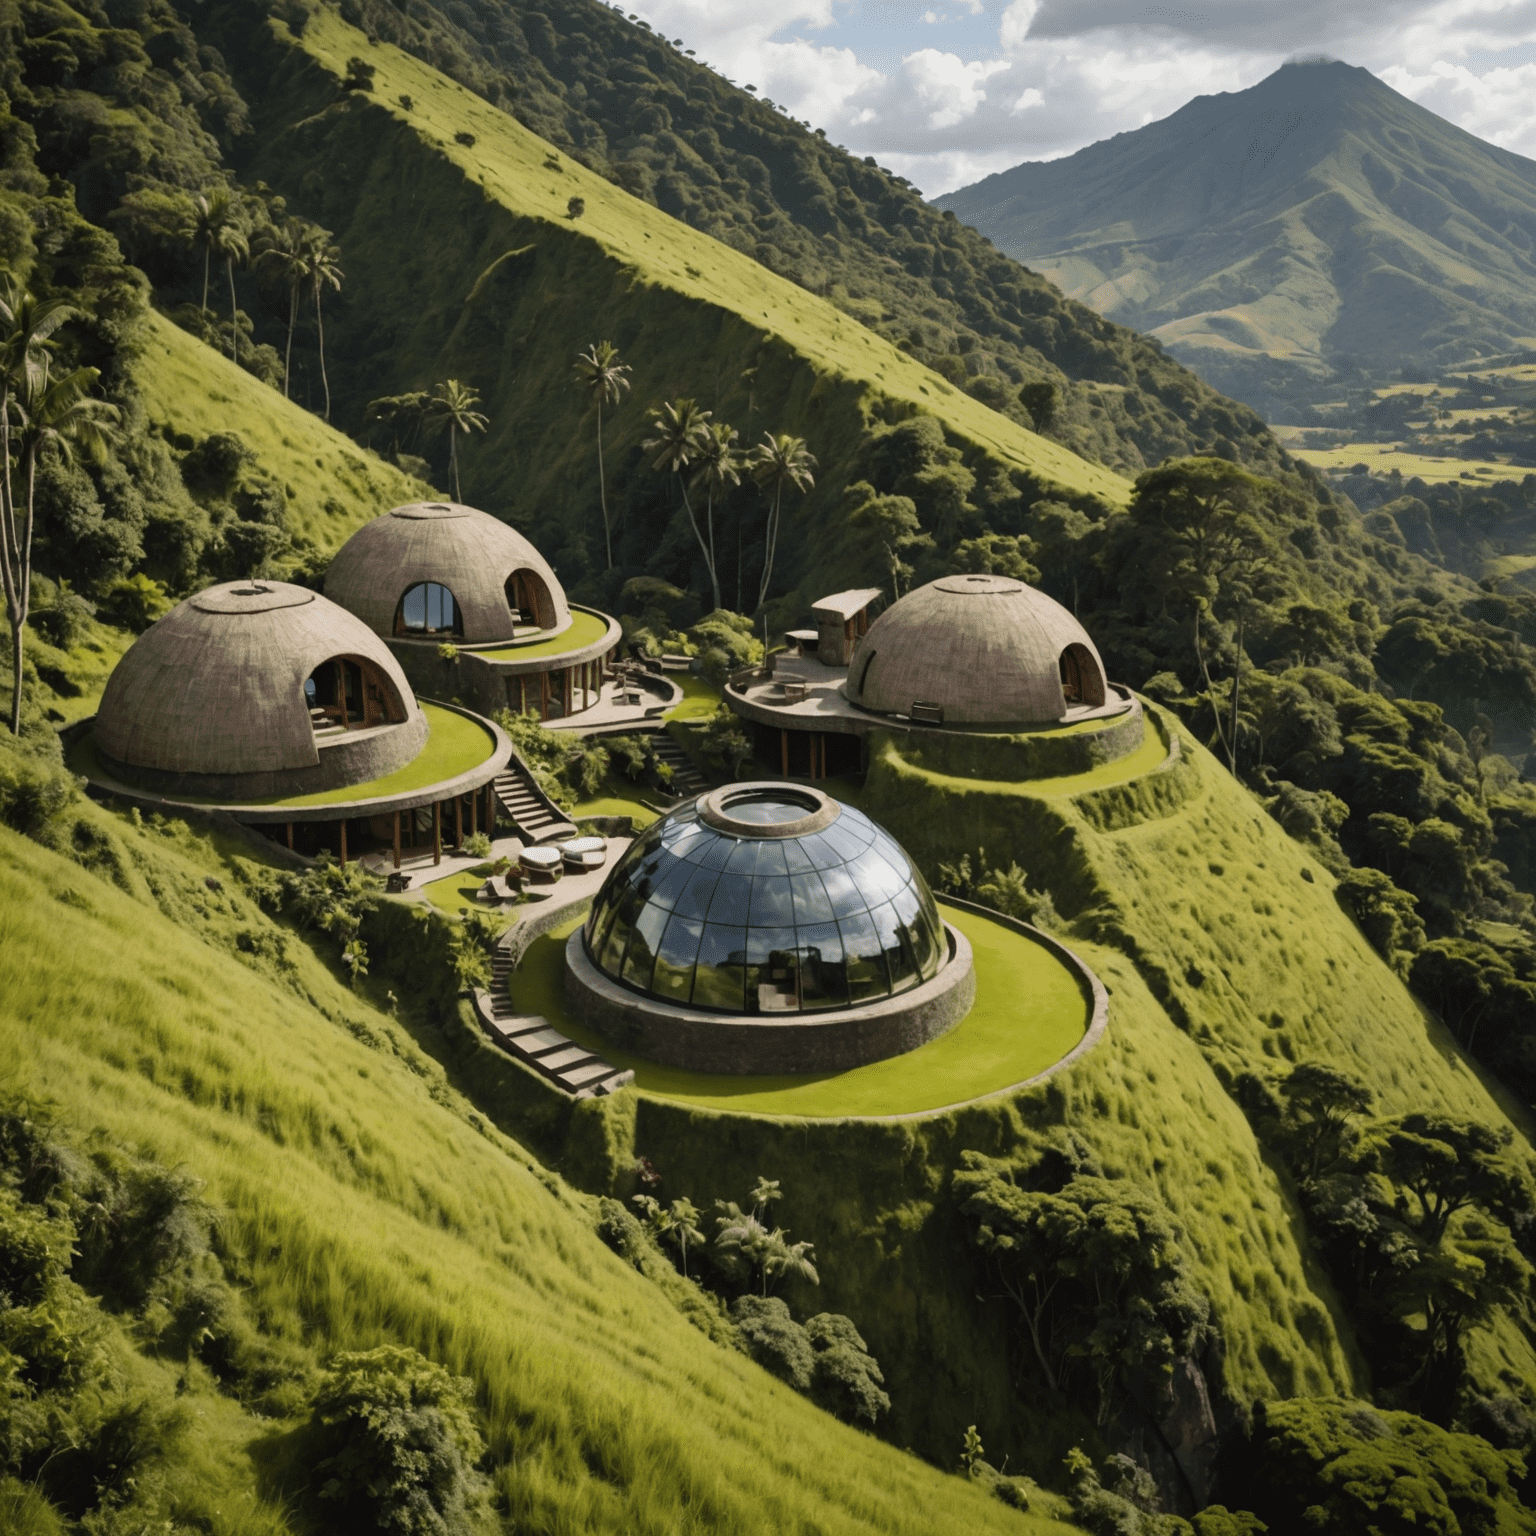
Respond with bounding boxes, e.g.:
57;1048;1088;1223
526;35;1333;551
673;867;721;920
707;872;754;926
402;585;426;630
598;887;644;975
902;893;942;980
795;832;842;871
873;833;914;880
652;913;704;1002
817;862;868;920
749;875;796;927
870;900;917;993
693;834;739;872
691;924;747;1010
781;837;817;874
723;794;816;824
798;922;848;1009
646;857;698;912
621;900;670;991
820;820;872;860
753;840;788;876
860;849;910;902
744;927;799;1014
790;871;835;925
839;910;890;1001
725;839;761;874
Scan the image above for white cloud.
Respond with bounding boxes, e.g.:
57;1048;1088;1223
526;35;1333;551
630;0;1536;197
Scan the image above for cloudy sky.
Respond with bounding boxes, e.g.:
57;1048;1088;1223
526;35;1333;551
621;0;1536;196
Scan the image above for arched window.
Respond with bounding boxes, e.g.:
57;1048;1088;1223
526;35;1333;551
305;656;408;731
505;569;555;631
1059;644;1106;709
395;582;463;637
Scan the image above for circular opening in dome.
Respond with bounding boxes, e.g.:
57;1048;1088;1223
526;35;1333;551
697;781;840;837
428;502;451;510
230;584;269;597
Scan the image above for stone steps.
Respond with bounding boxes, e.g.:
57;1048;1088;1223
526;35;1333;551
492;751;578;844
647;730;708;797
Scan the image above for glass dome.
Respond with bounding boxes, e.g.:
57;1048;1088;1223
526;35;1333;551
583;784;947;1016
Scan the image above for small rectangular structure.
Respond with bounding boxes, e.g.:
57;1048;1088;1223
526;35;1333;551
811;588;882;667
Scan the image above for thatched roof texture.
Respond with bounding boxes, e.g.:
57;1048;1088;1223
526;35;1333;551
844;574;1106;725
325;501;570;642
96;581;419;777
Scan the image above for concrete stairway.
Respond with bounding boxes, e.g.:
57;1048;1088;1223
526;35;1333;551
493;751;577;844
472;986;633;1098
472;922;633;1098
648;730;708;797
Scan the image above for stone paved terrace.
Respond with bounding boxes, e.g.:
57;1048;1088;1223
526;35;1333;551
726;655;1138;736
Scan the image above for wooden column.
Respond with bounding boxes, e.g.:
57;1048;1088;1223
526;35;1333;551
564;668;573;715
393;811;401;870
539;672;549;721
285;822;293;851
433;802;442;865
781;730;789;777
471;790;478;837
454;796;463;848
486;783;496;836
338;820;348;868
519;674;527;713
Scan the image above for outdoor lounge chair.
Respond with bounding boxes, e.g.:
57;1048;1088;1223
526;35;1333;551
559;836;607;874
519;845;564;884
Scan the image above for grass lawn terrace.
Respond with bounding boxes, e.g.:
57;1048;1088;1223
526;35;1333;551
475;609;612;662
67;701;497;810
505;901;1091;1118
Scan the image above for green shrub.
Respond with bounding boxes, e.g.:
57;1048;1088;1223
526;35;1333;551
307;1345;485;1536
805;1312;889;1427
732;1294;813;1390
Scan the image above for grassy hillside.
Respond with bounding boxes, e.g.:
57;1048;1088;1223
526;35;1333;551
218;4;1128;623
447;708;1536;1481
938;61;1536;421
0;772;1070;1534
133;308;433;554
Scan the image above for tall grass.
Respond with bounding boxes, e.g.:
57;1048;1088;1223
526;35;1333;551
0;802;1065;1533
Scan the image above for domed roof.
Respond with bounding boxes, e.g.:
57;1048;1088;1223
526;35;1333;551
844;574;1108;725
325;501;570;644
584;784;946;1015
96;581;419;779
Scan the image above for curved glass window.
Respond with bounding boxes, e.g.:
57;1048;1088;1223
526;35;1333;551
584;794;946;1015
395;582;462;636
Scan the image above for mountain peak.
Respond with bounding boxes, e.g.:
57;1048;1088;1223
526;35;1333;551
937;63;1536;414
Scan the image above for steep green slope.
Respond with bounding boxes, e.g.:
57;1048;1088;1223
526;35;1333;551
134;308;432;553
215;5;1127;621
938;61;1536;418
218;0;1281;482
476;712;1536;1480
0;790;1068;1534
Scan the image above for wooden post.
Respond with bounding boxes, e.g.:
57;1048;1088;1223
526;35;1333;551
564;667;573;715
336;660;348;728
433;802;442;865
539;671;549;721
338;820;348;867
486;783;496;836
285;822;293;851
781;730;789;777
471;790;478;837
393;812;401;870
519;674;527;714
454;796;463;848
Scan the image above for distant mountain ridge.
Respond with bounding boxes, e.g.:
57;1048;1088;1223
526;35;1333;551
937;61;1536;414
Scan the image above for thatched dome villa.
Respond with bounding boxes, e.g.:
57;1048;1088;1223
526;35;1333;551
325;501;622;722
724;574;1143;781
564;783;974;1073
844;574;1110;726
325;500;571;643
76;579;511;868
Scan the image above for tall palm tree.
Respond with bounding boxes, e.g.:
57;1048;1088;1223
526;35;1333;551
690;420;740;613
254;216;316;397
427;379;489;502
0;281;72;736
187;191;247;354
749;433;817;610
304;234;343;420
572;340;632;569
643;398;717;609
4;361;118;735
